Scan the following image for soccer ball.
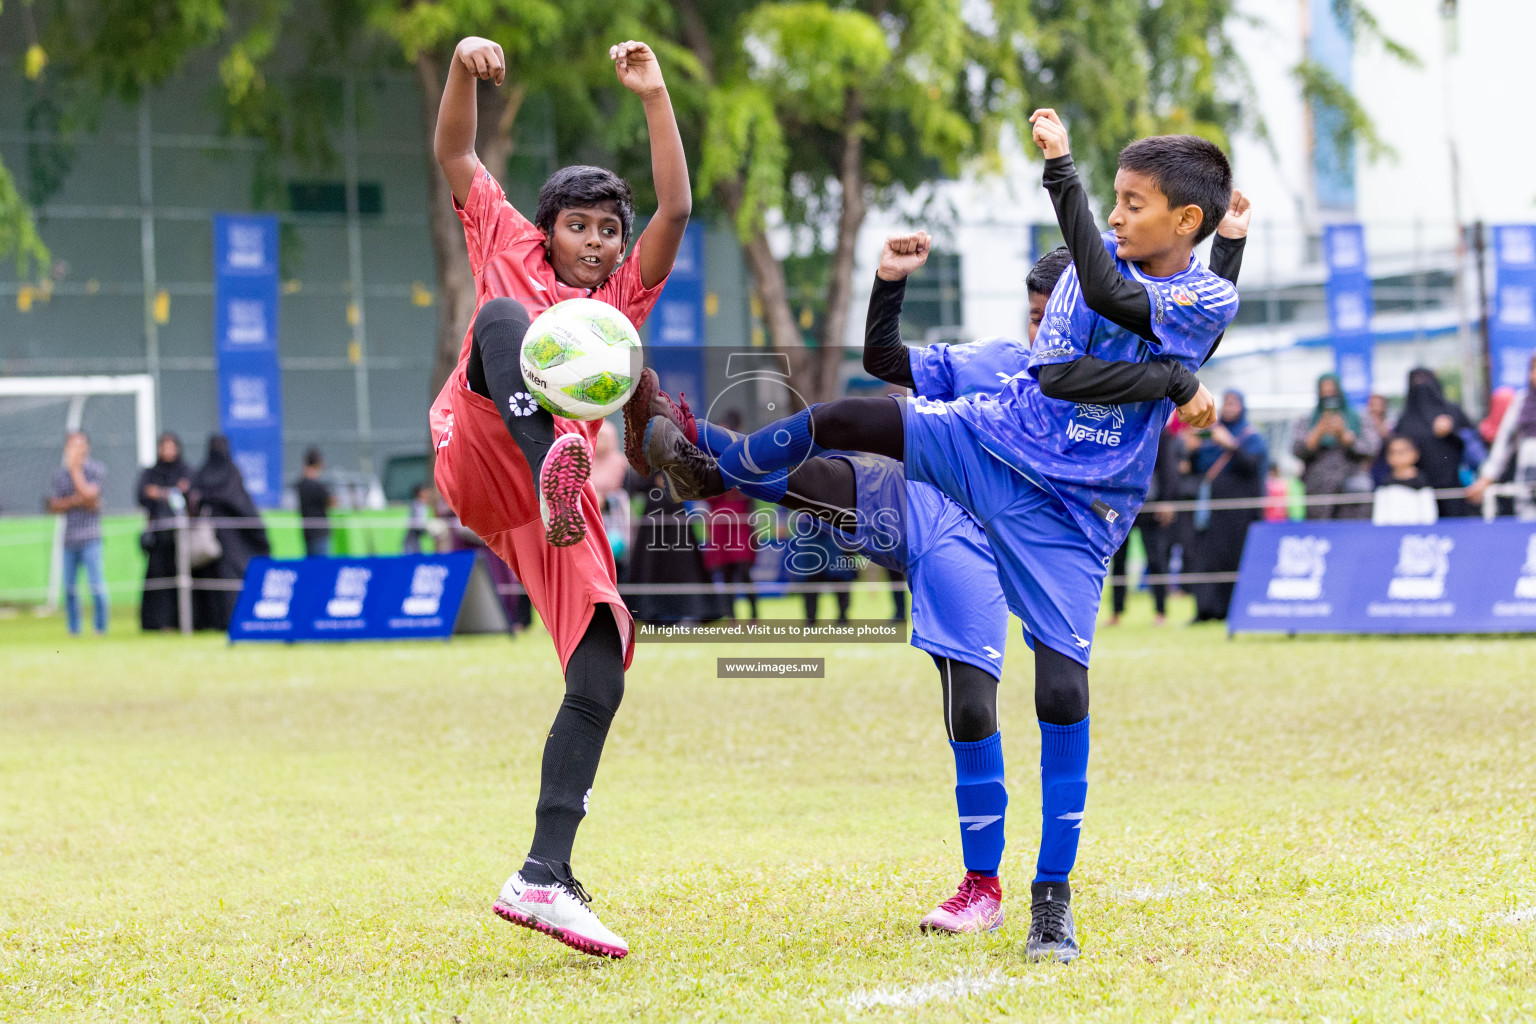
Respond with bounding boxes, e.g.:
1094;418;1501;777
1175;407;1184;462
519;298;642;420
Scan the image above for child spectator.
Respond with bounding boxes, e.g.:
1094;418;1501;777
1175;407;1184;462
1372;435;1438;525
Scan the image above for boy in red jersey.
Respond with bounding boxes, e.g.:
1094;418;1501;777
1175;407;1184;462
429;35;690;959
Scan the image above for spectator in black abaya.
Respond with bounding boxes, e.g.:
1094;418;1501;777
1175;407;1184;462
1393;367;1476;518
626;474;724;624
1187;390;1268;622
136;432;191;631
191;435;271;631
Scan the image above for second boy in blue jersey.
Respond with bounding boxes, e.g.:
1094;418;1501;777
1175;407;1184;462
646;110;1241;962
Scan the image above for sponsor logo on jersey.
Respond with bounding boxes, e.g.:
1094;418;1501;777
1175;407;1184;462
1065;403;1125;445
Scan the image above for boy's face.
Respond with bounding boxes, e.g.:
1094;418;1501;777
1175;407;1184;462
1387;438;1418;472
545;204;626;289
1107;169;1203;266
1027;291;1049;344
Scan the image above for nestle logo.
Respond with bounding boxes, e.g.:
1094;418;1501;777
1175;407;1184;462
1066;420;1122;445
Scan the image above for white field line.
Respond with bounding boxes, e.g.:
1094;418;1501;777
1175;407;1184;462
1294;906;1536;951
845;970;1056;1011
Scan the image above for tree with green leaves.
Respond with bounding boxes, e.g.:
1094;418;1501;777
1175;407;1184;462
0;0;50;279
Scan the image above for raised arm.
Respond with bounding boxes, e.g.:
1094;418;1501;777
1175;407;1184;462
1030;109;1160;342
435;37;505;208
861;232;928;389
612;42;692;289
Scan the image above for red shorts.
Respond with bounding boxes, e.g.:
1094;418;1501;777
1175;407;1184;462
432;377;634;673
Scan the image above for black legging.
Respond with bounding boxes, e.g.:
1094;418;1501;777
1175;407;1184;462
466;297;555;480
809;396;906;462
526;604;626;878
933;640;1089;742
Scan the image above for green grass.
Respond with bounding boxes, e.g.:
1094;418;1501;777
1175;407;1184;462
3;596;1535;1021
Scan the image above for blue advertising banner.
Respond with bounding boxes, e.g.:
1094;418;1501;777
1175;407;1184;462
1491;224;1536;391
214;214;284;507
1323;224;1374;407
1228;520;1536;635
229;552;477;642
646;221;706;404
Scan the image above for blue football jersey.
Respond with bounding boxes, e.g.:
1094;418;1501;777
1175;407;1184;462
909;336;1035;401
937;233;1239;550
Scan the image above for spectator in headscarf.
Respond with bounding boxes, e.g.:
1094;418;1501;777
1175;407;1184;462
1187;390;1269;622
1468;354;1536;519
1291;372;1379;519
136;432;191;631
190;435;271;631
1393;367;1476;518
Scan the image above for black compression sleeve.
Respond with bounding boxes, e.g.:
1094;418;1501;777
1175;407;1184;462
863;275;916;389
1037;355;1200;406
1201;234;1246;365
1209;234;1245;284
1042;154;1157;342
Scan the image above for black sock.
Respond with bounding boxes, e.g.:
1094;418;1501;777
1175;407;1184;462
468;297;556;482
523;608;625;882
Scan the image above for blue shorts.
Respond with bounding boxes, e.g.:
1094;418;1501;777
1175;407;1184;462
901;397;1108;667
835;454;1010;680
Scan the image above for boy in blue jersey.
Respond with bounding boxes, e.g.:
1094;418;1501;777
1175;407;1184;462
646;111;1242;961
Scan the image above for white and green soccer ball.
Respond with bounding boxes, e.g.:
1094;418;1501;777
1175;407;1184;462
519;298;642;421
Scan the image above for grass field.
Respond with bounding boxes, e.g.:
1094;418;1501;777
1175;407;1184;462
3;596;1535;1022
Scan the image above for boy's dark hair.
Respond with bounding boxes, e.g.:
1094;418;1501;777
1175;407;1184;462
1388;433;1420;453
1026;246;1073;296
536;165;635;245
305;447;324;468
1117;135;1232;245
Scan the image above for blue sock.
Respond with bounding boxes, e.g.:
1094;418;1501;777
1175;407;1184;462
1035;717;1089;884
698;419;790;500
696;419;741;458
952;731;1007;876
718;407;823;501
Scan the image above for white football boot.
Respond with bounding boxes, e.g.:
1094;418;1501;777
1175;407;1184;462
493;870;629;959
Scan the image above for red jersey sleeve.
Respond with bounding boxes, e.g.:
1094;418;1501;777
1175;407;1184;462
595;232;672;328
454;161;541;274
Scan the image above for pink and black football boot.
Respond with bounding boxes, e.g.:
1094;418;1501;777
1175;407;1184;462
919;871;1004;934
539;432;592;547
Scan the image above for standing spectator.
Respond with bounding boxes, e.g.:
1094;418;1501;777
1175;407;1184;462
590;421;633;568
627;473;719;624
1372;435;1438;525
1393;367;1476;518
1366;393;1393;447
296;448;334;556
402;484;433;554
1109;418;1182;626
704;487;758;620
1292;373;1379;519
1188;390;1268;622
136;432;190;631
190;435;271;630
48;431;108;635
1468;354;1536;519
